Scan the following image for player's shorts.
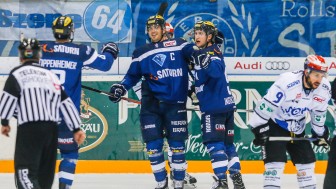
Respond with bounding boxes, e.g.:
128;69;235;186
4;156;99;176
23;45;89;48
201;110;235;144
140;99;188;142
263;119;316;164
58;120;79;153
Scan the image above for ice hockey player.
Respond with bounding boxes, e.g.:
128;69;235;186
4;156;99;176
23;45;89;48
109;14;195;189
190;20;246;189
250;54;331;188
40;15;118;189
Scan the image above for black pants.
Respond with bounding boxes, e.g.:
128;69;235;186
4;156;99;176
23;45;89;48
324;137;336;189
263;119;316;164
14;121;58;189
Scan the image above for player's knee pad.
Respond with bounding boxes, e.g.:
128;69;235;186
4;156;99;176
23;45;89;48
296;163;316;189
206;142;228;179
225;144;241;174
168;140;186;181
263;162;285;189
59;154;78;186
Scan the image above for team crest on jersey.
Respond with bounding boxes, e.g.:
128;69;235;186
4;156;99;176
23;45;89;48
152;54;166;67
79;90;108;153
163;40;176;47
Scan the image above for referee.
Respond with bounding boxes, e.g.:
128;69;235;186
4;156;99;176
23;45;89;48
0;38;86;189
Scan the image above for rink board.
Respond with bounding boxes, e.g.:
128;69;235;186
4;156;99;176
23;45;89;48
0;160;328;174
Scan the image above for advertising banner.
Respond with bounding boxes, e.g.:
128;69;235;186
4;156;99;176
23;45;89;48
78;81;334;161
1;57;336;76
0;0;132;43
0;0;335;58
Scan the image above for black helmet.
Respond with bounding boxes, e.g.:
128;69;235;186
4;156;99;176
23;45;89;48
18;38;41;60
194;21;217;43
146;15;165;30
52;16;74;40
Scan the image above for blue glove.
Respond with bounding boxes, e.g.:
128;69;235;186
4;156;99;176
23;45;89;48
312;125;330;148
251;123;269;146
109;84;126;103
101;42;119;59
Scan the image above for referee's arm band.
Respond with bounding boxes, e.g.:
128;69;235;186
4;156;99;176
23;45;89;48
1;119;9;126
73;128;81;133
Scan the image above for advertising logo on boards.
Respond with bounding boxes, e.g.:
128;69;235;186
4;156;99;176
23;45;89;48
79;90;108;152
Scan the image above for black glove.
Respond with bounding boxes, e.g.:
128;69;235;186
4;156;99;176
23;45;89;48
312;125;330;148
188;85;199;105
251;123;270;146
101;42;119;59
200;53;211;69
109;84;126;103
215;31;224;47
191;52;211;69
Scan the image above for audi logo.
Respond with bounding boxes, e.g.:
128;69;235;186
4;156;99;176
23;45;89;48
265;61;290;70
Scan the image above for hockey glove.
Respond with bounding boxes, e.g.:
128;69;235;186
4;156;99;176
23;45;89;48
200;53;211;69
109;84;127;103
188;85;199;105
101;42;119;59
251;123;270;146
215;31;224;47
311;125;330;148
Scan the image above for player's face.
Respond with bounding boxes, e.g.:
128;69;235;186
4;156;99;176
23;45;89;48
194;30;212;48
148;24;164;43
305;70;326;89
194;30;207;48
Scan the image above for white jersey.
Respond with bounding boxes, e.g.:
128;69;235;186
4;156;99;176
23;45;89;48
249;70;331;136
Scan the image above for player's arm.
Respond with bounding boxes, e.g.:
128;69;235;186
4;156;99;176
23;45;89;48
249;82;286;145
82;42;119;71
0;74;20;136
109;56;142;103
310;82;331;147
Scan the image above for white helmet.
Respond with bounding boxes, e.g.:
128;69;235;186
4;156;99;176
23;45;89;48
304;54;328;72
165;23;174;39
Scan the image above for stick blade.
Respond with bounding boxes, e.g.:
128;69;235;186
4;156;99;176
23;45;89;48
157;2;168;16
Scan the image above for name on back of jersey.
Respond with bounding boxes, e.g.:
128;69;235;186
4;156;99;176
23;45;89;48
40;59;77;69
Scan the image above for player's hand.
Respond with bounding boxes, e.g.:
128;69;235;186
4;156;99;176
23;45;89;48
101;42;119;59
74;130;86;145
251;123;269;146
109;84;127;103
312;125;330;148
1;125;10;137
200;53;211;69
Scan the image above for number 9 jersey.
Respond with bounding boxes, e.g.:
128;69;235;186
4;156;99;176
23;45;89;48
249;70;331;135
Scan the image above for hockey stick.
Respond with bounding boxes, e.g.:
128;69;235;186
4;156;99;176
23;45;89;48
157;1;168;16
268;136;319;142
81;85;141;105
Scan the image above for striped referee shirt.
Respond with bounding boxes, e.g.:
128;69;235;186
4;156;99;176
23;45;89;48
0;61;81;131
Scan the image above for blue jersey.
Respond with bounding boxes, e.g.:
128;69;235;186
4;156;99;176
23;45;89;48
121;38;194;103
40;41;114;110
193;45;236;113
